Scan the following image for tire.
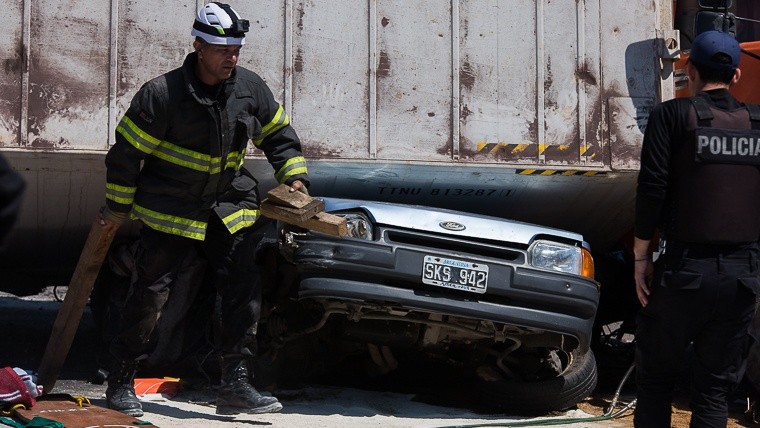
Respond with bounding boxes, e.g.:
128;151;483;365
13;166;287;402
475;349;598;414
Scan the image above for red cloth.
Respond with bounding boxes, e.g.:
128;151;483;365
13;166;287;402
0;366;34;408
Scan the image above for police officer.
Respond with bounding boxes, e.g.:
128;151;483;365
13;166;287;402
99;2;308;417
633;30;760;427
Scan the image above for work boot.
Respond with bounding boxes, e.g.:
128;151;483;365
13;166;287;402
216;358;282;415
105;361;143;417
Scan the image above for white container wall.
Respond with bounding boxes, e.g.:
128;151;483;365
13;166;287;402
0;0;674;284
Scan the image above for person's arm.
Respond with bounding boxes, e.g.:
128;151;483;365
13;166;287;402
251;80;309;191
633;99;685;306
101;80;168;230
633;237;654;306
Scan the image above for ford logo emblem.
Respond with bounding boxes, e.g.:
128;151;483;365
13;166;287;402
439;221;466;231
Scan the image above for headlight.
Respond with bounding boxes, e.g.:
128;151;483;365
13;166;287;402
336;212;373;240
528;240;594;278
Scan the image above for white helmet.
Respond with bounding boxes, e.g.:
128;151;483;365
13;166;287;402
191;2;249;45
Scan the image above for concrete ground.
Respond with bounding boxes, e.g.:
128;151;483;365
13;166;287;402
0;288;631;428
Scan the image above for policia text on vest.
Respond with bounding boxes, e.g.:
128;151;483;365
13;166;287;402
696;127;760;164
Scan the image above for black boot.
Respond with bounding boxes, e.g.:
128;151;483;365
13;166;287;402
216;357;282;415
105;361;143;417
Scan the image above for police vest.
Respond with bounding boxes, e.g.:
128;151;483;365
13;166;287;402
670;96;760;244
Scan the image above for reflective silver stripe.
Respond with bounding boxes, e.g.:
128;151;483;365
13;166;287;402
252;106;290;147
151;141;213;172
276;156;308;183
225;151;242;170
116;116;160;154
105;183;136;205
132;204;207;240
222;209;259;234
117;116;220;173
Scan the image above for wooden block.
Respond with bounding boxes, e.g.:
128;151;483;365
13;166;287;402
267;184;318;209
303;212;349;237
260;202;347;237
260;200;322;223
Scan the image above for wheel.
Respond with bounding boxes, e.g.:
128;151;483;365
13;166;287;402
475;348;598;414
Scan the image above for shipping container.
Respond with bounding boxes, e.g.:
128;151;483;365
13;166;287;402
1;0;758;289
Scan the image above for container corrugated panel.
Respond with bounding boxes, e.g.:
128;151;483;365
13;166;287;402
1;0;669;169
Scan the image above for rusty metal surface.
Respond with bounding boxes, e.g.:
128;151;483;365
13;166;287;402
292;0;370;159
27;1;111;150
599;0;661;170
1;0;671;169
0;1;24;147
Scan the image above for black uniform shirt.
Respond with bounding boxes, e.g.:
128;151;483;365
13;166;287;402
634;89;743;240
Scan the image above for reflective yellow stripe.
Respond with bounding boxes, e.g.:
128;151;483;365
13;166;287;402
261;106;286;134
210;156;222;174
154;140;213;172
252;105;290;147
105;183;137;205
237;148;247;169
116;116;160;154
117;115;222;173
222;209;260;234
132;204;207;240
276;156;308;183
225;151;242;170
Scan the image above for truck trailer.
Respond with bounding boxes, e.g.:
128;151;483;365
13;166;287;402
0;1;758;287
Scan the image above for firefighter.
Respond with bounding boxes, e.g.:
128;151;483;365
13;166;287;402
633;30;760;427
98;2;308;417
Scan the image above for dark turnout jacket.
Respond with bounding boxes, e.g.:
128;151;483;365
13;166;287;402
105;52;308;240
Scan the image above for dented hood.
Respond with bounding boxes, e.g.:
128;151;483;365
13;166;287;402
321;197;585;247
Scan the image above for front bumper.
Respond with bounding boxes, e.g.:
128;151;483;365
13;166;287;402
291;228;600;351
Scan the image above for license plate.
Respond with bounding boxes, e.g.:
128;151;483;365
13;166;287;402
422;255;488;294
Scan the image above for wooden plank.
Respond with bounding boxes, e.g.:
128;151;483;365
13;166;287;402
260;200;322;223
267;184;322;210
303;212;349;237
37;217;116;393
260;201;347;237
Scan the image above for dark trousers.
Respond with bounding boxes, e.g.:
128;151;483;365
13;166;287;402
634;243;760;428
110;215;263;363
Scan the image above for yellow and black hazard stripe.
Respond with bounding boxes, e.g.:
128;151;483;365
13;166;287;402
580;145;599;159
476;143;600;159
477;143;536;156
516;169;605;176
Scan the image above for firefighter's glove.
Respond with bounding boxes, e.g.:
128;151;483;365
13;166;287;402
100;206;129;226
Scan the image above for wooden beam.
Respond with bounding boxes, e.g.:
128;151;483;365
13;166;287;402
260;200;323;223
37;217;116;393
266;184;323;211
260;201;347;237
302;211;348;237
